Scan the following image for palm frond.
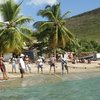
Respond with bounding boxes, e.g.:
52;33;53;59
11;0;24;20
15;16;33;25
15;27;32;41
0;0;18;21
0;22;5;26
63;26;74;39
61;11;71;19
40;21;54;29
0;29;6;37
53;3;60;19
20;27;33;35
33;21;46;29
38;9;56;21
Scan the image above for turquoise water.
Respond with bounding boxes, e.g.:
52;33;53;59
0;73;100;100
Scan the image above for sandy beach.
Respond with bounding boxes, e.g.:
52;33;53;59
0;60;100;80
0;60;100;100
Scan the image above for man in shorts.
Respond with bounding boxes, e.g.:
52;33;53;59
19;54;25;78
49;55;56;74
60;56;68;74
36;56;43;73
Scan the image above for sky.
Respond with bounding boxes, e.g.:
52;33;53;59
0;0;100;23
22;0;100;21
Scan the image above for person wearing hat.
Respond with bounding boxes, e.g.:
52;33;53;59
18;54;25;78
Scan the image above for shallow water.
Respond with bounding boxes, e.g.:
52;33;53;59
0;72;100;100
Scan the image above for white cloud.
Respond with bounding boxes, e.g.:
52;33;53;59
27;0;58;6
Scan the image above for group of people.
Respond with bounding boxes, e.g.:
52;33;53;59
0;54;69;80
17;54;31;78
9;54;31;78
68;52;92;64
36;55;68;75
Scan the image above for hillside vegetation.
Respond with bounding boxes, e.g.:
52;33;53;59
66;8;100;43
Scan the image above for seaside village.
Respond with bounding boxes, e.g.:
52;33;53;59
1;0;100;100
0;0;100;81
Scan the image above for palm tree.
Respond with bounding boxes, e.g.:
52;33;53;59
34;3;74;53
0;0;33;55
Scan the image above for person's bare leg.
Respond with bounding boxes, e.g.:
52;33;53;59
15;68;16;73
3;72;9;80
12;68;13;73
62;65;64;75
49;66;52;74
37;67;39;73
21;73;23;78
65;65;68;74
41;67;43;74
2;72;5;79
54;66;56;74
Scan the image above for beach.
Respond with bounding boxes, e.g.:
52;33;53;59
1;60;100;100
0;60;100;80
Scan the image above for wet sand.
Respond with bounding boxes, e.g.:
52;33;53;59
0;61;100;100
0;60;100;89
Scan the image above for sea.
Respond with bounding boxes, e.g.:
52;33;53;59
0;72;100;100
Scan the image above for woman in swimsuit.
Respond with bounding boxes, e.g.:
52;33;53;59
0;57;9;80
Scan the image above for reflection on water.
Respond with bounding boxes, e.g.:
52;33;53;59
0;72;100;100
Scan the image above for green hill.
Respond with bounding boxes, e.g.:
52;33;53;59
66;8;100;43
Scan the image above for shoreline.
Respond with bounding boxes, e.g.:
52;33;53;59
0;61;100;80
0;61;100;89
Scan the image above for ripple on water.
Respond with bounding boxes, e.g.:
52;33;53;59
0;72;100;100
